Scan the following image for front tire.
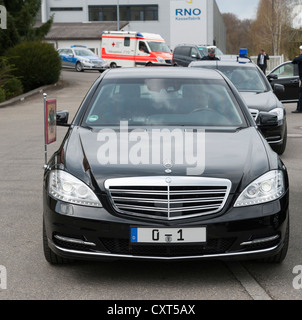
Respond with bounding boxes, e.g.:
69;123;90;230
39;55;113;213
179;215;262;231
75;62;84;72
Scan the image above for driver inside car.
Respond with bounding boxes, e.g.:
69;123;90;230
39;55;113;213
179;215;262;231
182;85;209;113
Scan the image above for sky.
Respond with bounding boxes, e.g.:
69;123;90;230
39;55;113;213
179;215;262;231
215;0;260;20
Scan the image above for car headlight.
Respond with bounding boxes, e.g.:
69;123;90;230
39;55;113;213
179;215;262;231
48;170;102;207
269;108;284;121
234;170;284;207
157;57;165;63
81;59;90;64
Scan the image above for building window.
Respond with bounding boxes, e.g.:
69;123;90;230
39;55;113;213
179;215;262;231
89;5;158;22
144;6;158;20
50;7;83;12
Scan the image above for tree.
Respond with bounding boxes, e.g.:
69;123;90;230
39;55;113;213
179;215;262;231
0;57;23;101
222;13;253;54
249;0;297;57
0;0;53;55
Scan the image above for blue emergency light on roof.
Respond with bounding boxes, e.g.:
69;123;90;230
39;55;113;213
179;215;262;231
71;45;87;48
136;32;144;38
239;48;248;58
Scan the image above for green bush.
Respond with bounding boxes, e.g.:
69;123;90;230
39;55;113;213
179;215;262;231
0;56;24;101
0;87;6;103
3;77;23;99
5;41;61;92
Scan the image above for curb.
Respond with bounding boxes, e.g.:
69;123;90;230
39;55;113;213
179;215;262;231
0;81;65;108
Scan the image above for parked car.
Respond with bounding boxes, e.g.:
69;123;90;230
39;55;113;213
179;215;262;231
43;67;289;265
172;44;224;67
189;54;287;155
267;61;299;103
57;45;109;72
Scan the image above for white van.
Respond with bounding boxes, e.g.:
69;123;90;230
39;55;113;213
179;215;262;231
101;31;173;68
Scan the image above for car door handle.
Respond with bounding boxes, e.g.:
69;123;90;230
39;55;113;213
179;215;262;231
290;79;299;83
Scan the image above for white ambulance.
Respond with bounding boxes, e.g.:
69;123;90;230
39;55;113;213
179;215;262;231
101;31;173;68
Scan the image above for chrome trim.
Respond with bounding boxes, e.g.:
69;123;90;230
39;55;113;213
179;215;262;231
267;138;283;144
104;176;232;221
240;235;280;246
249;108;259;121
54;235;96;247
50;240;280;261
280;100;298;103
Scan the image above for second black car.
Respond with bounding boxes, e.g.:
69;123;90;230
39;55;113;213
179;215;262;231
189;57;287;154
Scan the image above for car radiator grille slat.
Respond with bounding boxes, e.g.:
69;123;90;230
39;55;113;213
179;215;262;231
105;177;231;220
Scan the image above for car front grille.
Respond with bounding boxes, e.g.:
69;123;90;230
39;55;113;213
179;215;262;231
104;177;231;220
93;61;104;67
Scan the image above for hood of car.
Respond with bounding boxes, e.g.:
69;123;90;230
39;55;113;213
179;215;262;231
62;126;271;194
239;91;281;112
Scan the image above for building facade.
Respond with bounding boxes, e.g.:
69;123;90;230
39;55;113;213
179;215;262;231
42;0;226;52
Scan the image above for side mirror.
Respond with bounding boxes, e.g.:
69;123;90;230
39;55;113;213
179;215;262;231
273;83;285;94
267;73;278;81
56;110;70;127
258;112;278;126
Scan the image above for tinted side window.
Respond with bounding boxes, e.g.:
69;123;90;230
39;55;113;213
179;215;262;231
191;47;199;57
273;63;295;78
174;46;191;57
124;37;130;47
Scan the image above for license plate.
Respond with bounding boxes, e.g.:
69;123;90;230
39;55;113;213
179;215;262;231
130;227;206;244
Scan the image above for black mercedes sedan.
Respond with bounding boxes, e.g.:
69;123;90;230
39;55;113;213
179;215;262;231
189;58;288;155
267;61;299;103
43;67;289;265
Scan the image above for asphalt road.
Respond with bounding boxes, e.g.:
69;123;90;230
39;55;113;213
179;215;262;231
1;69;302;301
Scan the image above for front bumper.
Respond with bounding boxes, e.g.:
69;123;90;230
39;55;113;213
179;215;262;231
259;120;286;146
43;191;289;262
82;61;109;71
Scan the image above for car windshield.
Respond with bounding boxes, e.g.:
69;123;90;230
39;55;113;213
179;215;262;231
198;65;267;92
198;47;208;56
148;41;171;53
82;78;246;127
74;49;96;57
198;47;224;57
218;66;268;92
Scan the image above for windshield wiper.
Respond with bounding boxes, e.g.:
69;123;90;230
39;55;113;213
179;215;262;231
236;126;247;131
81;125;93;130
